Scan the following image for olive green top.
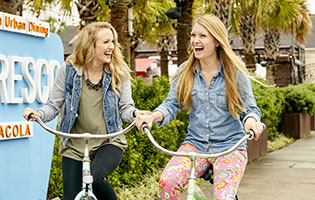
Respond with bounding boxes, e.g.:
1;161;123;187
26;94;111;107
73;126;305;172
59;75;128;161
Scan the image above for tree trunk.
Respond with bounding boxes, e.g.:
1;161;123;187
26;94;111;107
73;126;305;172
177;0;193;66
264;28;280;61
158;35;170;77
76;0;100;29
0;0;23;16
244;53;256;71
213;0;231;34
264;28;280;83
239;12;256;71
160;48;169;77
129;37;139;77
111;0;131;70
266;62;276;84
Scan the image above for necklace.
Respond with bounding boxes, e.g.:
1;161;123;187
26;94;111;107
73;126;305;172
85;68;103;91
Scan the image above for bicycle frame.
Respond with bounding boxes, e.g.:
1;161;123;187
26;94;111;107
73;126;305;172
141;124;265;200
30;114;135;200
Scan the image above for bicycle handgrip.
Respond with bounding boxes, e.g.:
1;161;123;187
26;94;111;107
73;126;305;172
247;122;266;140
141;123;149;132
28;113;35;120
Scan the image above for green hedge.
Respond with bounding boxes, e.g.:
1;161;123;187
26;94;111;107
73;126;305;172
252;81;286;140
282;83;315;115
47;77;315;199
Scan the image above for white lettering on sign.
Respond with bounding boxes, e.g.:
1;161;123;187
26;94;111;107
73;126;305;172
0;11;49;38
0;54;61;104
0;121;33;140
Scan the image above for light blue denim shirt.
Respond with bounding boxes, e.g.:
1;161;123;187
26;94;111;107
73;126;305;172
155;62;261;154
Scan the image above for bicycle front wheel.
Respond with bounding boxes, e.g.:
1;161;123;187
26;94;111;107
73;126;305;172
81;197;96;200
75;190;97;200
193;184;207;200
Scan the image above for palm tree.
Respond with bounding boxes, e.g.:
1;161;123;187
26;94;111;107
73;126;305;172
29;0;105;29
262;0;298;61
233;0;264;71
131;0;175;77
45;16;67;33
260;0;297;83
290;0;312;44
261;0;312;83
0;0;23;15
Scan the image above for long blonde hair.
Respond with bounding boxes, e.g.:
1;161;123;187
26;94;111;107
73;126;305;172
175;14;250;117
67;22;131;95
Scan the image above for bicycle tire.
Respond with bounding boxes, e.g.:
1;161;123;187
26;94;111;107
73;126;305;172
81;197;96;200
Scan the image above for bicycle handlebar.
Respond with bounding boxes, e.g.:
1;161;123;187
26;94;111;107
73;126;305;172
141;123;265;159
29;114;135;139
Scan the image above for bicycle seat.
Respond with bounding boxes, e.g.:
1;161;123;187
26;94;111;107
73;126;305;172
200;164;214;184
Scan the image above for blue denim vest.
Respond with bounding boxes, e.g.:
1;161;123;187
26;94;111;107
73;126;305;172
59;62;122;142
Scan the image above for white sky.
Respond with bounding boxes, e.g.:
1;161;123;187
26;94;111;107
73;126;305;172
307;0;315;14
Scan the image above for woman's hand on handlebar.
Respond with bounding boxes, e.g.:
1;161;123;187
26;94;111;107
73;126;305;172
135;114;155;130
135;111;163;131
244;117;265;141
23;107;41;121
133;110;152;117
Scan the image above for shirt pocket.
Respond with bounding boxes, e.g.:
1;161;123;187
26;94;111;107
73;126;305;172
191;88;198;107
216;90;227;108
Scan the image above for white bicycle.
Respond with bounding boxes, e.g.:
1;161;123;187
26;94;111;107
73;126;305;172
141;123;265;200
29;114;135;200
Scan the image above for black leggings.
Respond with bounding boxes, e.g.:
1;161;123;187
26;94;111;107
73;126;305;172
62;144;123;200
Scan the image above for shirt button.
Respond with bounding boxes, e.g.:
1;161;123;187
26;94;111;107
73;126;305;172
206;92;209;96
206;120;208;123
206;106;209;110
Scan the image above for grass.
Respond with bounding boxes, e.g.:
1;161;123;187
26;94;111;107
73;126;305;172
267;133;295;152
116;168;160;200
116;167;206;200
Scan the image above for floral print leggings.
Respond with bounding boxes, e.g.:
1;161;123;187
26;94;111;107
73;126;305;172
159;144;248;200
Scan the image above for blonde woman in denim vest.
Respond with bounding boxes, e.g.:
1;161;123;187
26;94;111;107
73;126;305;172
135;14;265;200
23;22;148;200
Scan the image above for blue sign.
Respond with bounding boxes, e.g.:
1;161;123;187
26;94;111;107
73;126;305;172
0;27;63;200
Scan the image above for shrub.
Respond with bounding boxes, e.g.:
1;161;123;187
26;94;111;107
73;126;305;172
282;84;315;115
47;136;63;200
252;81;286;140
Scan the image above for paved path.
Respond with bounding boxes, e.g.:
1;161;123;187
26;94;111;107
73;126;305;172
182;132;315;200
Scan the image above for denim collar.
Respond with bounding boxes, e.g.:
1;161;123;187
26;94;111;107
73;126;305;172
195;62;224;78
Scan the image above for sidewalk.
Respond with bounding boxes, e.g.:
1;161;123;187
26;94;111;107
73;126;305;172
182;132;315;200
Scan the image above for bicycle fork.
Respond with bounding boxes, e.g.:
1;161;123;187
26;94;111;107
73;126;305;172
187;156;207;200
74;139;97;200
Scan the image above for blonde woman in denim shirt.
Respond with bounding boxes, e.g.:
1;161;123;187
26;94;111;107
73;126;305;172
135;14;264;200
23;22;148;200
